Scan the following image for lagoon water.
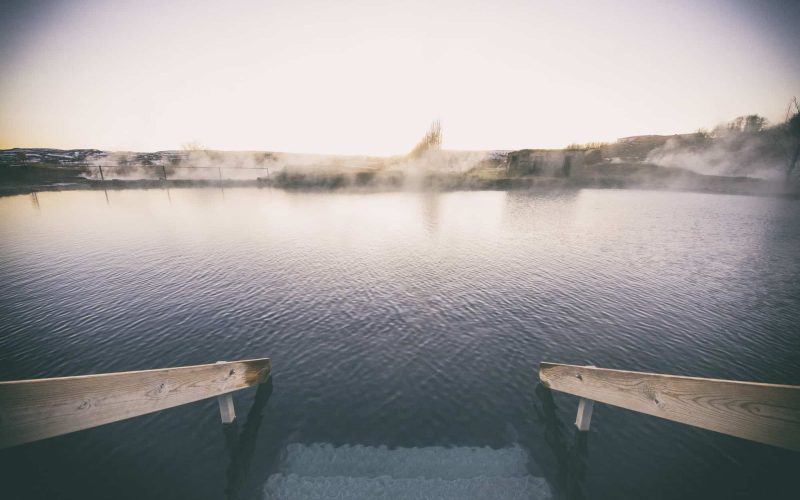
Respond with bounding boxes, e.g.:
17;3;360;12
1;187;799;499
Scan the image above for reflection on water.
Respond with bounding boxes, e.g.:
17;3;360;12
1;187;799;500
224;378;273;500
534;383;588;500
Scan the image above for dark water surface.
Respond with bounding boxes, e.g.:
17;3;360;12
1;187;799;499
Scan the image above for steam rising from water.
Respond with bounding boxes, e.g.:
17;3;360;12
83;147;492;186
647;129;786;180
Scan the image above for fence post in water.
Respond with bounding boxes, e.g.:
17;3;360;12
97;165;105;181
575;398;594;431
161;165;168;181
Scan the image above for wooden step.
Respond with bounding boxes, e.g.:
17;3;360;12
279;443;531;479
263;474;552;500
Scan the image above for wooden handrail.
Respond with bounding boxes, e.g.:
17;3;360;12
539;362;800;451
0;358;270;449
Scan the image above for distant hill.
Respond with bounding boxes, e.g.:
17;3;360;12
0;148;105;166
0;148;186;167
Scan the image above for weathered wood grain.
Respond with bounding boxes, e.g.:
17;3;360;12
539;362;800;451
0;358;270;448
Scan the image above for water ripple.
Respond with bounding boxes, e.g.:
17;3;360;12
1;188;799;499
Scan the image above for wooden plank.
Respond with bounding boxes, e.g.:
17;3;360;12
0;358;270;449
539;362;800;451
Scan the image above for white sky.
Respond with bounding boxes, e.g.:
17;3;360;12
1;0;798;154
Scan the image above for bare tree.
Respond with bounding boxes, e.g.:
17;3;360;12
722;114;767;134
408;121;442;158
744;115;767;133
778;97;800;184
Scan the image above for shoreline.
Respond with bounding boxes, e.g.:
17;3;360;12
1;174;796;200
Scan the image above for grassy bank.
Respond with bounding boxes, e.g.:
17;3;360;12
1;161;794;199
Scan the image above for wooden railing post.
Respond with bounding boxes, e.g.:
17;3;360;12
218;394;236;424
215;361;235;424
575;398;594;431
574;365;595;431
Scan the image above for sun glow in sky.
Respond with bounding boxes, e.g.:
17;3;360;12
1;0;799;155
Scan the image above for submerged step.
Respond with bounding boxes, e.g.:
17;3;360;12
263;474;552;500
279;443;531;479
